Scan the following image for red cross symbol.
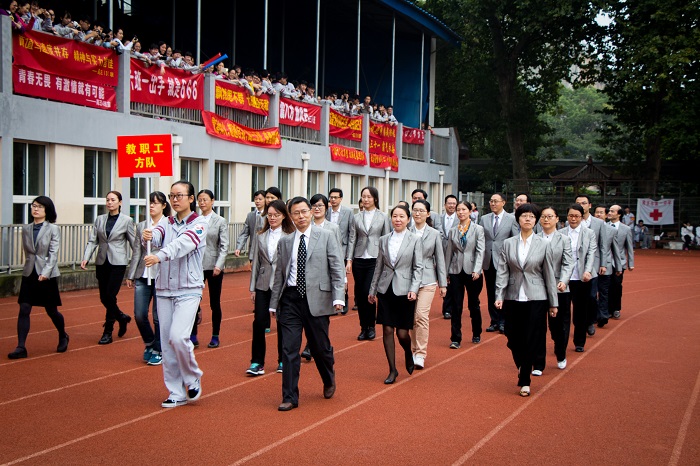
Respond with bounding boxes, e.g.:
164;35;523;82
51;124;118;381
649;209;663;221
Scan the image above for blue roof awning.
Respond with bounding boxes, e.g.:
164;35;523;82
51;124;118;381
376;0;462;46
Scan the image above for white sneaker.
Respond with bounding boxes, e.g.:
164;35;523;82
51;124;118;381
414;355;425;369
161;398;187;408
531;369;543;376
557;359;567;370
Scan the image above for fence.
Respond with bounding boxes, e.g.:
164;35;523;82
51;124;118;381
329;136;362;149
402;142;424;161
1;222;246;274
130;102;204;125
215;105;268;129
431;135;450;165
279;124;321;145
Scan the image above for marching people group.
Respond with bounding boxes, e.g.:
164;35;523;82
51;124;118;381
7;186;636;409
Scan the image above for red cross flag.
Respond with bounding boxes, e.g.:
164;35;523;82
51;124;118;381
636;198;674;225
117;134;173;177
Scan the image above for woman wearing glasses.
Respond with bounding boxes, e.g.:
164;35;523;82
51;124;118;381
81;191;136;345
8;197;68;359
494;204;558;397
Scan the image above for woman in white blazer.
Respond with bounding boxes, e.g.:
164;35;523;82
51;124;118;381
494;204;558;397
247;200;296;376
409;199;447;369
347;187;391;341
8;196;68;359
368;204;423;384
190;189;229;349
445;201;485;347
81;191;136;345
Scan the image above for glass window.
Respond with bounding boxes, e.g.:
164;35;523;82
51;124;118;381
350;175;362;210
389;179;397;206
12;142;47;223
278;168;290;201
327;173;337;194
84;149;113;223
307;171;320;199
180;159;201;191
214;162;231;220
129;178;148;222
251;165;266;201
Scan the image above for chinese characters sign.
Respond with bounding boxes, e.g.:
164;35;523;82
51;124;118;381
202;111;281;149
117;134;173;177
215;80;270;116
330;144;367;166
369;122;398;171
279;98;321;130
402;126;425;145
636;198;674;226
130;58;203;110
329;109;362;142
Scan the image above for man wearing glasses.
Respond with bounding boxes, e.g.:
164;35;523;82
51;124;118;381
326;188;353;315
479;193;518;333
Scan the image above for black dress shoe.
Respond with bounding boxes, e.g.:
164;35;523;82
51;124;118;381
366;328;376;340
117;314;132;338
352;305;358;310
57;334;69;353
357;329;367;341
323;383;336;399
575;346;584;352
405;352;415;375
98;333;113;345
443;312;451;320
587;324;596;336
486;324;498;332
597;318;608;328
340;307;348;315
301;347;312;361
498;324;505;334
278;402;298;411
472;336;481;344
384;371;399;384
8;347;27;359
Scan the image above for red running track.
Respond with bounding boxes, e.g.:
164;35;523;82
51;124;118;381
0;249;698;465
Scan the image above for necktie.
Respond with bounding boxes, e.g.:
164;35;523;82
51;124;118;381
493;215;499;236
297;234;307;297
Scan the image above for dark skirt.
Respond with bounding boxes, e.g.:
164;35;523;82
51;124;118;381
18;270;62;307
377;284;415;330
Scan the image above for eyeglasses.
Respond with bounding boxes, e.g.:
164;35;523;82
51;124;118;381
329;196;341;200
520;214;536;220
267;213;282;219
540;214;556;220
291;209;311;217
412;209;427;214
311;204;325;210
489;199;503;204
30;204;45;210
567;214;582;219
168;193;189;201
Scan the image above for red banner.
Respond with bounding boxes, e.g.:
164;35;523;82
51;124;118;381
279;98;321;130
130;58;203;110
369;122;398;171
202;111;281;149
117;134;173;177
329;109;362;141
402;126;425;145
330;144;367;166
13;65;116;111
13;30;118;87
215;80;270;116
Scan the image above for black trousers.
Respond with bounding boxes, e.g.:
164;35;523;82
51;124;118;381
95;261;127;333
352;258;377;330
569;280;592;348
484;259;503;326
191;269;224;336
504;300;548;387
597;274;611;321
278;287;334;405
587;276;598;326
449;272;483;343
609;269;625;312
442;276;455;317
534;292;571;370
251;288;283;366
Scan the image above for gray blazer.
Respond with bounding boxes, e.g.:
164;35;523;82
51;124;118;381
560;226;598;280
250;229;291;292
83;213;136;266
318;221;342;252
202;212;229;271
583;216;611;272
127;217;166;280
445;223;485;275
369;231;424;296
326;205;353;259
495;235;558;307
600;223;623;275
22;222;60;279
612;222;635;270
347;209;391;260
235;210;263;254
436;213;457;249
270;226;346;317
539;230;574;292
479;212;519;270
410;225;447;288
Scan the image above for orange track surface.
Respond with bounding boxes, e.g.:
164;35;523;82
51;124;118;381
1;249;698;465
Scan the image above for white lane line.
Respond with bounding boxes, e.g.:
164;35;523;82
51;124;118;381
668;367;700;466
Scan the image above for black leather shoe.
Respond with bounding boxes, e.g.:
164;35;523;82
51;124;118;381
366;328;376;340
117;314;132;338
405;352;415;375
340;307;349;315
278;402;298;411
384;371;399;384
357;329;367;341
57;334;69;353
323;383;336;399
597;319;608;328
301;347;312;361
443;313;451;320
587;324;596;336
8;347;27;359
498;324;505;334
472;336;481;344
98;333;113;345
575;346;584;352
486;324;498;332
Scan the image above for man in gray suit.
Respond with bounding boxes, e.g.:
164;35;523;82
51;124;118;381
327;188;353;314
270;197;346;411
608;205;635;319
234;190;266;261
479;193;519;333
594;205;623;327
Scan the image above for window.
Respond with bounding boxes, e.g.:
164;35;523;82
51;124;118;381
13;142;47;224
214;162;231;220
180;159;201;191
251;165;266;207
327;173;338;194
84;149;112;223
401;181;411;203
389;179;397;206
368;177;378;188
129;178;148;222
350;175;362;212
278;168;290;201
307;171;320;199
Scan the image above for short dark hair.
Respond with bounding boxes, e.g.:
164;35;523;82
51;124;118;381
574;194;591;204
150;191;171;217
32;196;57;223
329;188;343;198
253;190;266;199
260;200;295;235
412;199;433;227
172;180;196;212
444;194;458;204
516;193;532;203
361;186;380;208
197;189;215;200
515;203;541;223
412;189;428;200
492;192;506;202
391;204;411;219
289;196;311;210
567;203;585;216
594;205;607;214
265;187;282;200
309;193;329;210
540;205;559;218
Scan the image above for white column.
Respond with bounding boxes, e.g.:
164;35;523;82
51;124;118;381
315;0;320;90
438;170;445;215
172;135;183;181
263;0;268;68
384;167;391;213
355;0;361;95
301;152;310;198
196;0;202;64
390;14;395;105
419;33;424;124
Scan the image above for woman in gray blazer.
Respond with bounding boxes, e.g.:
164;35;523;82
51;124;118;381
81;191;136;345
247;200;296;376
494;204;558;397
190;190;229;349
126;191;170;366
409;199;447;369
445;201;485;347
347;187;391;341
8;196;68;359
368;204;424;384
